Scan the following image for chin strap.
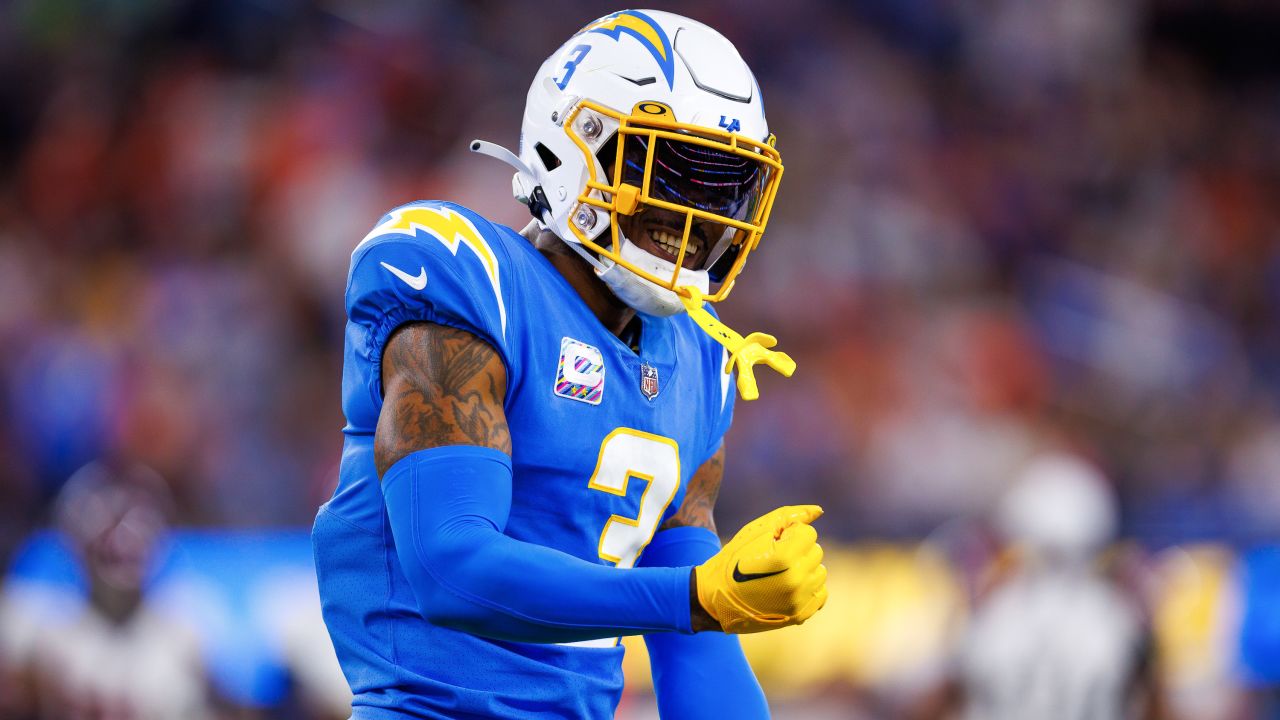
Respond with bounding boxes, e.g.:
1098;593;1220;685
677;287;796;401
563;235;611;274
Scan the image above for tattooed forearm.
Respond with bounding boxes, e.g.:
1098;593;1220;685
374;322;512;476
660;446;723;534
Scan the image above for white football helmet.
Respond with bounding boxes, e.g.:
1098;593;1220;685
472;9;783;316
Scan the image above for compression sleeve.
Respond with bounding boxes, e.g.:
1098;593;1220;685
637;526;769;719
381;446;693;643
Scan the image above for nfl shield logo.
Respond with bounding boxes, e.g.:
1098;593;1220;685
640;362;660;401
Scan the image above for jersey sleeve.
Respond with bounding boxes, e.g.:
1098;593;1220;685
345;201;516;397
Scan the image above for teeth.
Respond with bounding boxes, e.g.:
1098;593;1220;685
648;230;699;262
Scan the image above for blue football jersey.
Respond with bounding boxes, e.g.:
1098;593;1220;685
314;201;736;719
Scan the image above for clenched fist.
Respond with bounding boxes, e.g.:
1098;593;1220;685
693;505;828;634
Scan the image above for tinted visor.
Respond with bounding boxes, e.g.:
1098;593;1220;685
621;135;769;223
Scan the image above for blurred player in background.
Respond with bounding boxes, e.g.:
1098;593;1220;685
0;462;212;720
313;9;826;720
912;453;1167;720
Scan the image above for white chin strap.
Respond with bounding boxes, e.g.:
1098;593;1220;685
565;235;709;317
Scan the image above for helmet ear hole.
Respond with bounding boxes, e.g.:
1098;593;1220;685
535;143;561;171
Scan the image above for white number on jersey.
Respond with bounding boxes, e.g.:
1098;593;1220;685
588;428;681;569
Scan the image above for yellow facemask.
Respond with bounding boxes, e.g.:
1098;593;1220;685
562;99;783;301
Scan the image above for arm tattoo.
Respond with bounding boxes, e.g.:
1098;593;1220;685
660;446;723;534
374;322;512;476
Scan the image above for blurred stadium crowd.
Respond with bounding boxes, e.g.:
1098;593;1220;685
2;0;1280;718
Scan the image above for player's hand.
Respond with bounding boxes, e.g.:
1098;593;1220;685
693;505;827;634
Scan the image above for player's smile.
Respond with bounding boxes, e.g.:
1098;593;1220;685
619;207;716;271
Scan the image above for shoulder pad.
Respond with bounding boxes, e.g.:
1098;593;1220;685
345;202;518;376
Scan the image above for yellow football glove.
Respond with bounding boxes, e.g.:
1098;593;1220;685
694;505;828;634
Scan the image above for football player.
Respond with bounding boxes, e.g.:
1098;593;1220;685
314;10;827;719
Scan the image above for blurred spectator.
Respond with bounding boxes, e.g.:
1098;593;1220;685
0;461;213;720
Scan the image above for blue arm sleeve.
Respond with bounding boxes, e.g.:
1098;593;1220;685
382;446;693;643
637;526;769;719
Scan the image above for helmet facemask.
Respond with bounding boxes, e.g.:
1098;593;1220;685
561;100;781;314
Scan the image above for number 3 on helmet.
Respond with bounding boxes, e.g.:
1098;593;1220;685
472;9;783;317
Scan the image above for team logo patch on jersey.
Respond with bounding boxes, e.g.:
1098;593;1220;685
555;337;605;405
640;362;660;401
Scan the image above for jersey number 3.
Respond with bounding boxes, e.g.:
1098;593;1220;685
588;429;680;569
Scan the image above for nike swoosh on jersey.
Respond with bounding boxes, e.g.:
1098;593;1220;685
380;261;428;290
732;562;786;583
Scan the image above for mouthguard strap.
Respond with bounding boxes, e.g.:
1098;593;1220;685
677;286;796;401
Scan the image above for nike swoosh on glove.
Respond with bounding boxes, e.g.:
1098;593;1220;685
694;505;828;634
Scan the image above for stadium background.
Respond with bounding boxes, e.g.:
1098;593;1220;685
2;0;1279;717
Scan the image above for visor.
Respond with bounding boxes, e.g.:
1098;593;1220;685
622;135;767;223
